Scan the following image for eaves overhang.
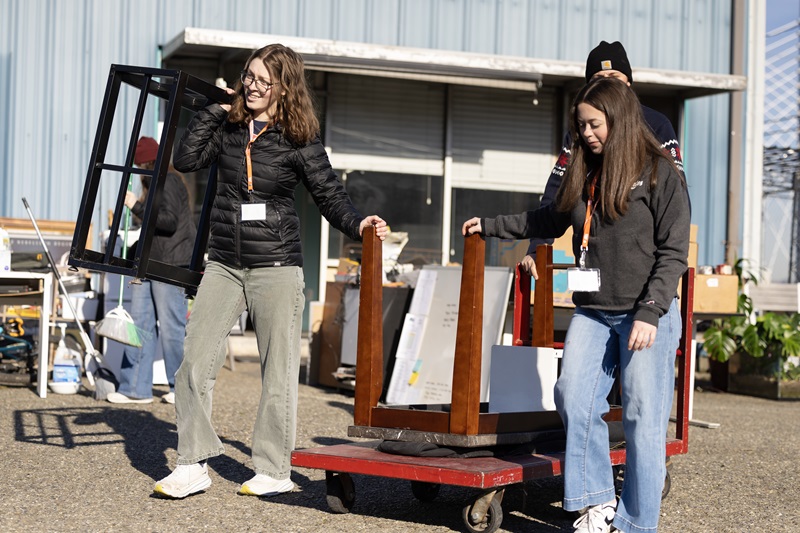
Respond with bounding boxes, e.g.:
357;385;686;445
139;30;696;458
163;27;746;98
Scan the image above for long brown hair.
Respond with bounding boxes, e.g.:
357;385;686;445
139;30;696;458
136;161;193;217
555;77;683;221
227;44;319;145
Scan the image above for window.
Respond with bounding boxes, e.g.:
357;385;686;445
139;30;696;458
328;171;443;267
450;188;542;266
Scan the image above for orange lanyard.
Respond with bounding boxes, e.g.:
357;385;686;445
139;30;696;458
245;120;268;194
580;173;598;268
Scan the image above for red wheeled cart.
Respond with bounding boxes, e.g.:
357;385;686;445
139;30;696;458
292;230;694;532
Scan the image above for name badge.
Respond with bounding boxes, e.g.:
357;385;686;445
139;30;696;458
567;268;601;292
241;202;266;222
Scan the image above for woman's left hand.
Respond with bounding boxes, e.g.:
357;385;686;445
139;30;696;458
628;320;657;351
359;215;388;241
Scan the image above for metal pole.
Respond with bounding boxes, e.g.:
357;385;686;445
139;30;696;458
726;0;746;265
792;171;800;282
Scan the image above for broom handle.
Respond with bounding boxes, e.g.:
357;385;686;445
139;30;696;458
117;176;133;306
21;197;97;354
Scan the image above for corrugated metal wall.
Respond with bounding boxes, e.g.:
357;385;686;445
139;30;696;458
0;0;734;264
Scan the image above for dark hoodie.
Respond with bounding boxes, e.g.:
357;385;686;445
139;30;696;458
483;158;689;327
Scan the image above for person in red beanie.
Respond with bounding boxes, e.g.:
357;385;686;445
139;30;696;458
106;136;196;406
133;136;159;165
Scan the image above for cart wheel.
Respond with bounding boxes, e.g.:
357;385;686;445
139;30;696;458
461;495;503;533
612;465;625;496
325;471;355;514
410;481;441;502
612;464;671;500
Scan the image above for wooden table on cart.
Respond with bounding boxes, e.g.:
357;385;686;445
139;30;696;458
292;230;695;533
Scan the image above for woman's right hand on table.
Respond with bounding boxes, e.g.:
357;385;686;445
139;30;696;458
462;217;483;236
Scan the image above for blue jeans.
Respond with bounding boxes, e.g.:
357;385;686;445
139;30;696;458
554;299;680;533
118;279;188;399
175;261;305;479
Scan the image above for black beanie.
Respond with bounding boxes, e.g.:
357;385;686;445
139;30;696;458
584;41;633;83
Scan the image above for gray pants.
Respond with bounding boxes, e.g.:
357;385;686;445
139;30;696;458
174;261;305;479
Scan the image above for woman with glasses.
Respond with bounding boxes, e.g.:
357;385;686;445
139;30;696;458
154;44;388;500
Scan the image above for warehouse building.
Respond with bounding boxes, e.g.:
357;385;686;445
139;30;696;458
0;0;759;315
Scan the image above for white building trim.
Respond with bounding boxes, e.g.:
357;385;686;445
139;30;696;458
163;27;746;96
327;154;444;176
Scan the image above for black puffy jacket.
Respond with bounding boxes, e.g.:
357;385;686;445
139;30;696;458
173;104;363;268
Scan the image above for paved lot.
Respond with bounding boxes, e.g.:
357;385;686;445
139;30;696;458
1;360;798;532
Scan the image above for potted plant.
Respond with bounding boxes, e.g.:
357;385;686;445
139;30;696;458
701;260;800;399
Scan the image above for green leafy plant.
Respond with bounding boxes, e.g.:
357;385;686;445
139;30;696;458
702;259;800;380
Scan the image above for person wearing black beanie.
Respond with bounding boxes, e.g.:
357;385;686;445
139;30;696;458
584;41;633;84
522;41;686;278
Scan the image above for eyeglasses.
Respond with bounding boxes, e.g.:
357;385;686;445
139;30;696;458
240;71;277;92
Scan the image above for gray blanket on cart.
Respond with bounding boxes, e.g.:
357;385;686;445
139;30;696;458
376;433;570;459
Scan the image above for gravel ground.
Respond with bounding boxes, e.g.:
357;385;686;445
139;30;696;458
1;361;798;533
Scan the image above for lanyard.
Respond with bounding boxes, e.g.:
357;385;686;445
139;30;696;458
579;173;598;269
245;120;269;194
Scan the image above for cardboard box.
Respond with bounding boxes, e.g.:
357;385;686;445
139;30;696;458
334;257;359;283
687;241;698;270
690;224;698;243
694;274;738;314
531;227;575;308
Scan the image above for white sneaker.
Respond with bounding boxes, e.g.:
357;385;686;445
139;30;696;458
153;463;212;499
238;474;295;497
107;392;153;404
162;392;175;404
572;501;616;532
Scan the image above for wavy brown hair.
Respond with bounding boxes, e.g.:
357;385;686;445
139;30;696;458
555;77;684;221
227;44;319;145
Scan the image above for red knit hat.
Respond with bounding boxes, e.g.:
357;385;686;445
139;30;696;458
134;136;159;165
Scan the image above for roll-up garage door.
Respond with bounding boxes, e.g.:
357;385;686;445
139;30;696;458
326;74;446;169
450;85;556;193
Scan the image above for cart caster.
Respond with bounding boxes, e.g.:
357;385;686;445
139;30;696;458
611;463;672;501
662;469;672;500
612;464;625;496
461;489;503;533
325;471;355;514
410;480;441;502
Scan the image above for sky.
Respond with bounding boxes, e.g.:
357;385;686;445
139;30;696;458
767;0;799;30
762;0;799;283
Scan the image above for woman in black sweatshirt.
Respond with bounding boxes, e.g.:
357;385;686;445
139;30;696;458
463;77;690;533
